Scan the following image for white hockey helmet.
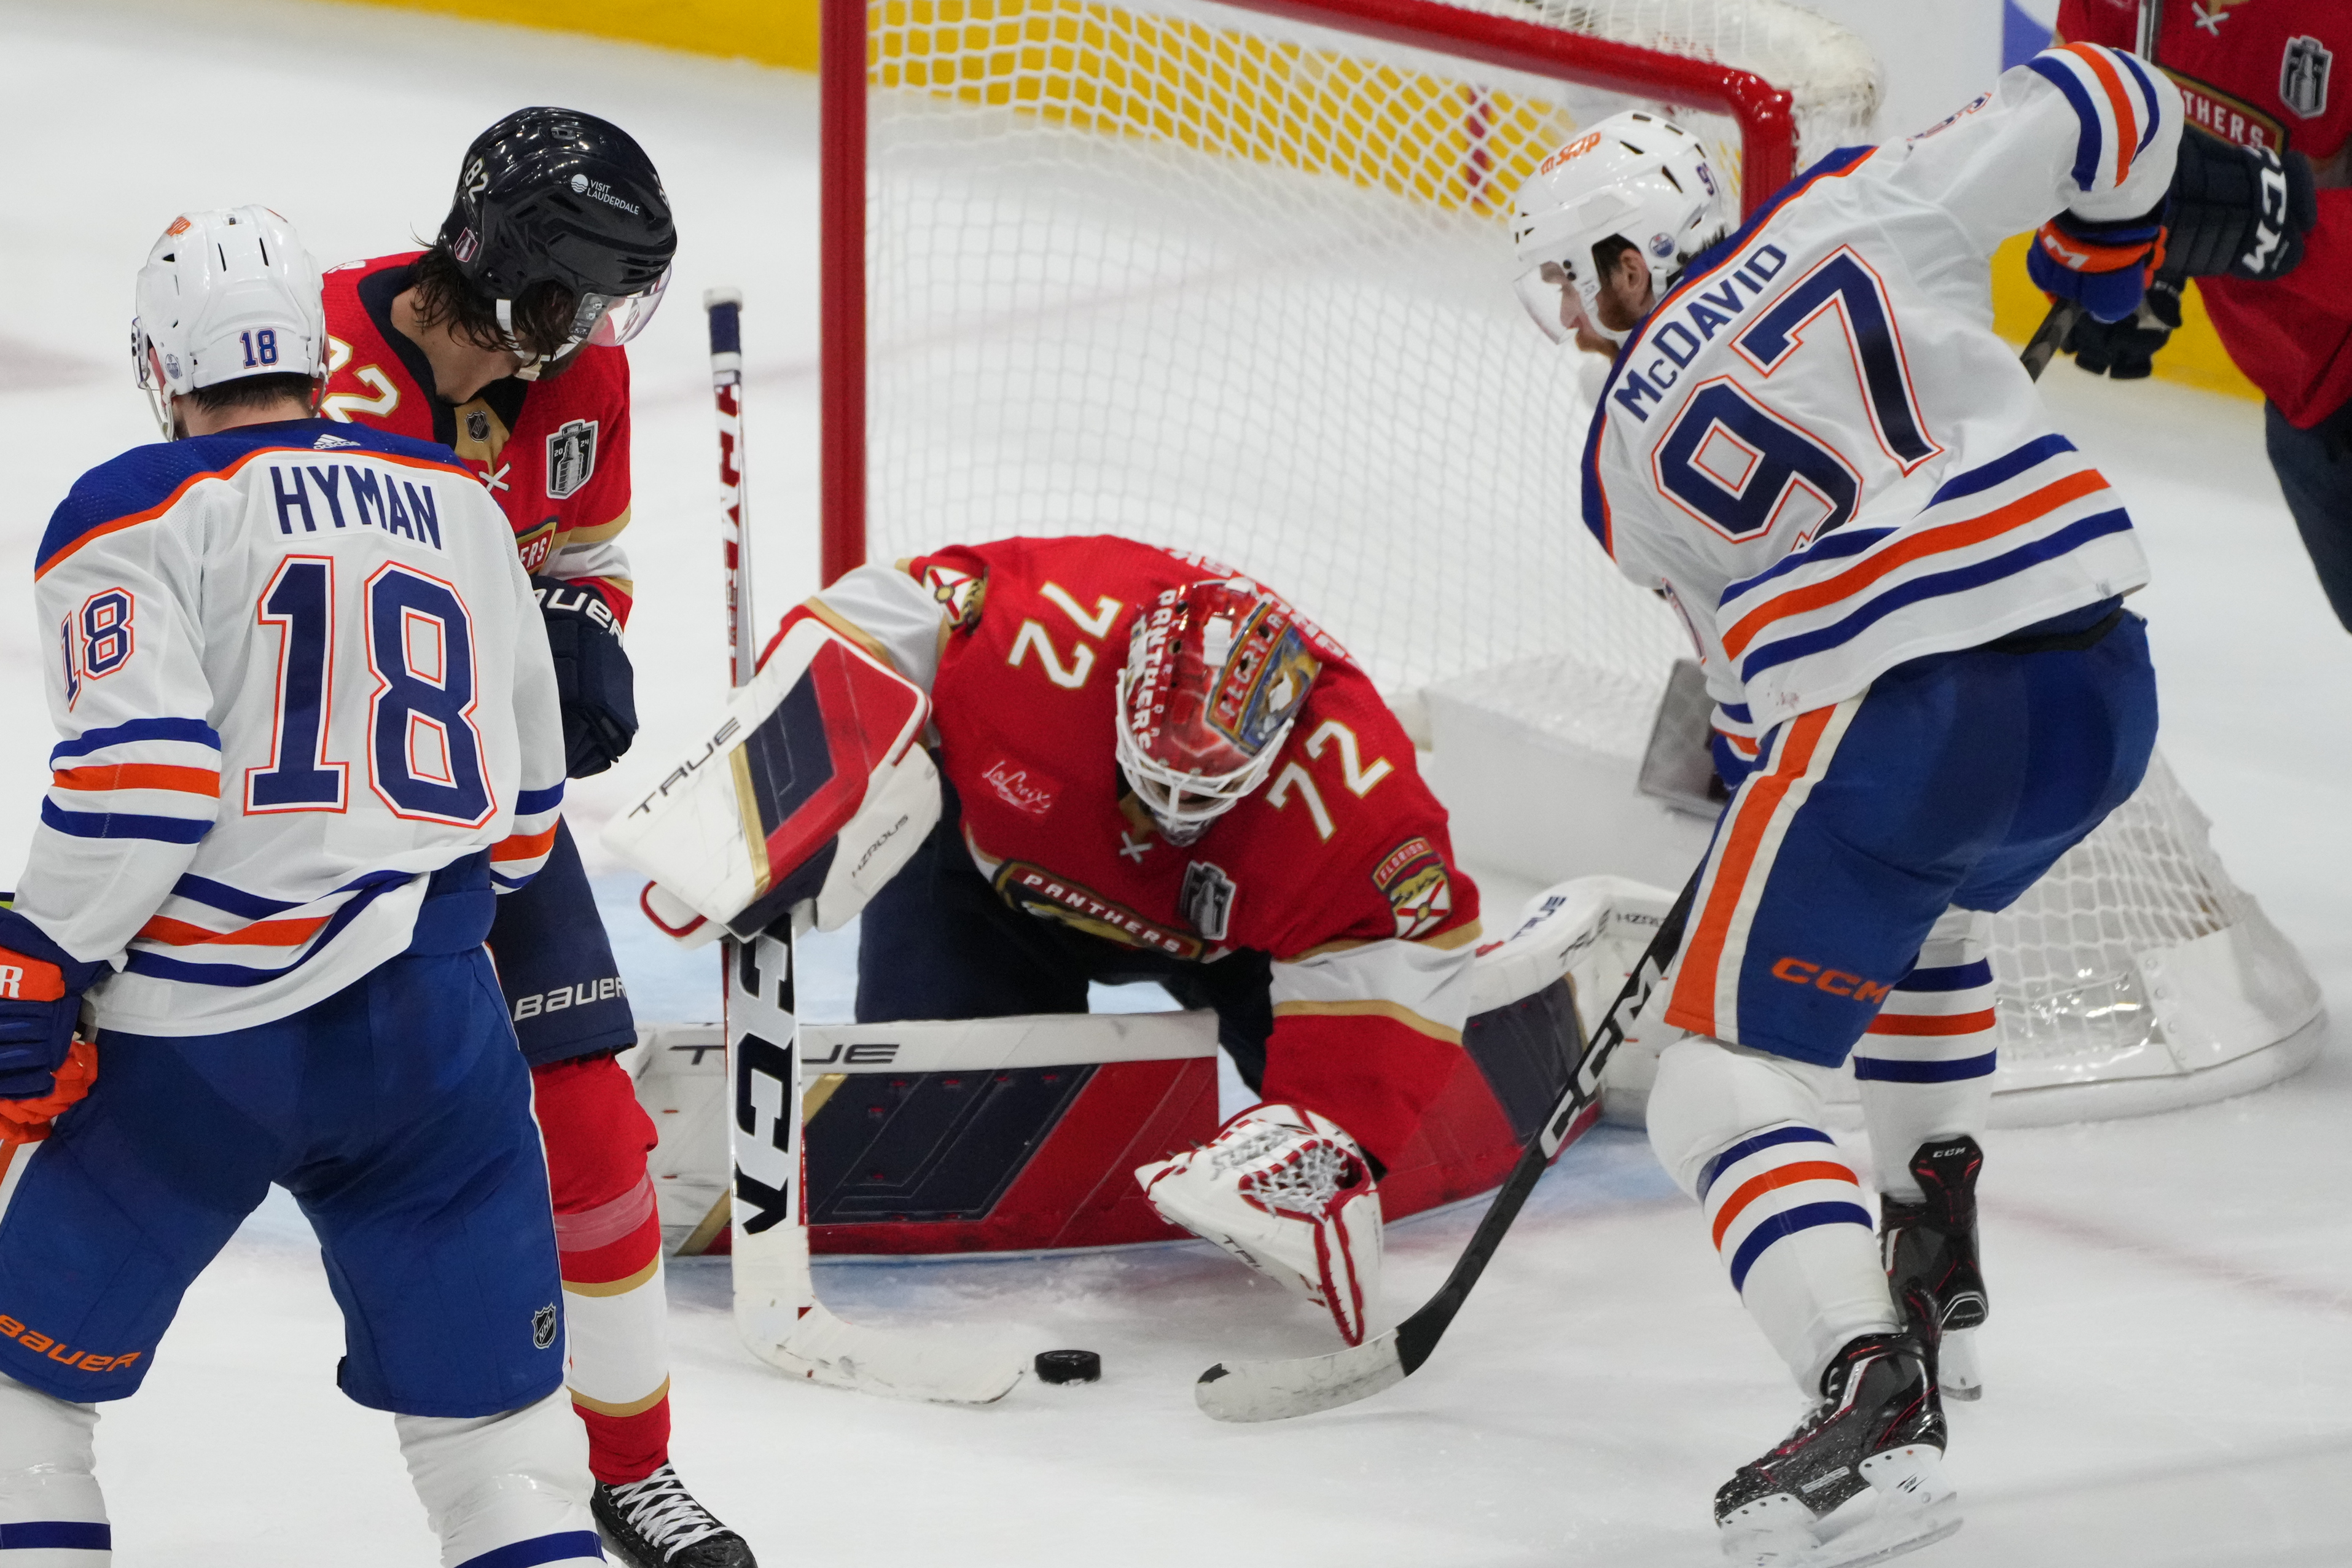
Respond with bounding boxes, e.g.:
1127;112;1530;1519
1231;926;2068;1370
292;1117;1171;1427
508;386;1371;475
1508;111;1728;345
132;205;327;437
1114;578;1323;844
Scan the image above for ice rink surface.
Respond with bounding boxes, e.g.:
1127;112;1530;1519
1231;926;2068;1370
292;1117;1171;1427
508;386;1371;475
2;1;2350;1562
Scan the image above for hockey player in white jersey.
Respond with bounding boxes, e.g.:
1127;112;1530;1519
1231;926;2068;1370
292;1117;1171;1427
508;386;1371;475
1499;42;2297;1567
0;208;593;1563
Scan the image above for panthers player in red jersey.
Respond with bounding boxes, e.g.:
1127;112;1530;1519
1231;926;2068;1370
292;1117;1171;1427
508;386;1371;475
770;536;1483;1346
2055;0;2350;626
318;109;754;1567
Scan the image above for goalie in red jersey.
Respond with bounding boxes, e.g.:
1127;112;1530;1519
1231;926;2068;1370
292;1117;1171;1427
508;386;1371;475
761;536;1482;1345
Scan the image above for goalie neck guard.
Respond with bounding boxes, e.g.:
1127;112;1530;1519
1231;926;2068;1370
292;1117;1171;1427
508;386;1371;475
1114;579;1321;845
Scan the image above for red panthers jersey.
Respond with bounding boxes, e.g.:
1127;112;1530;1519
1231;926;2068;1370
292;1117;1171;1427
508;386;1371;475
803;535;1485;1163
318;252;637;617
2061;0;2352;424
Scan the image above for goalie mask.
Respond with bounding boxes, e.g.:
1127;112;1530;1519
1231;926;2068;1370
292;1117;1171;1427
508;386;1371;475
1115;579;1322;845
131;205;327;439
1508;111;1727;346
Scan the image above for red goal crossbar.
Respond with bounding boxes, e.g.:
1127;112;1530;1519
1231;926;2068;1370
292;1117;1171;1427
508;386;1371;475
818;0;1800;584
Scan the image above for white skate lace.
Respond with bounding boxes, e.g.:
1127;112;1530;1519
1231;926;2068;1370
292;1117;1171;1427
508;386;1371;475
1238;1139;1356;1218
608;1463;725;1554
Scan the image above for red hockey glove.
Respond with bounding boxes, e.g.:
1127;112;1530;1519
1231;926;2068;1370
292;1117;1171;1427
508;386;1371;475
0;1037;98;1147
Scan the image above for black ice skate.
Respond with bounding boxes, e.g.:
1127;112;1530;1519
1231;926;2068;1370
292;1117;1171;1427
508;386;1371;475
595;1463;757;1568
1713;1332;1958;1568
1880;1135;1988;1401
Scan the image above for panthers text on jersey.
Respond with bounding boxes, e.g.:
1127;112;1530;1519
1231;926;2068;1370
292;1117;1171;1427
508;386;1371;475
2061;0;2352;425
1582;44;2178;756
790;536;1484;1156
318;253;636;618
17;419;566;1036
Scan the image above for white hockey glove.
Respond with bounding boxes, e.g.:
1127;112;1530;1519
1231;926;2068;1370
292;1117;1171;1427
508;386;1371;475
1136;1102;1383;1346
602;617;940;946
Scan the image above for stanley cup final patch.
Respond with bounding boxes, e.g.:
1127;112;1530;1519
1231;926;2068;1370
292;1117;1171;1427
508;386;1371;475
545;418;598;500
1372;836;1452;940
1181;859;1237;943
2283;36;2332;120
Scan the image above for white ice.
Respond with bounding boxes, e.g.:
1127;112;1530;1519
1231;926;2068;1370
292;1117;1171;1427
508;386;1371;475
2;2;2350;1563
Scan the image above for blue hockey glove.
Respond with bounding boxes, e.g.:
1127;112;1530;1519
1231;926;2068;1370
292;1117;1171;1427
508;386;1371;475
0;910;104;1099
2028;206;2166;323
533;577;639;779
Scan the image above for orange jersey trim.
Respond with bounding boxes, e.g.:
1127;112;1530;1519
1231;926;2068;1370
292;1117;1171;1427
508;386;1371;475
52;764;220;797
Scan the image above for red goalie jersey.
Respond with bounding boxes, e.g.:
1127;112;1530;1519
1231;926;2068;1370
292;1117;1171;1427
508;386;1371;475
800;534;1485;1165
317;252;638;618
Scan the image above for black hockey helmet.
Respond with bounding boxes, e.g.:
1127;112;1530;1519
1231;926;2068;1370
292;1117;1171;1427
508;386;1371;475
437;106;676;366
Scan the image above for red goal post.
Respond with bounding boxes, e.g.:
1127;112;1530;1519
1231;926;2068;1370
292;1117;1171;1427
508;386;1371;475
818;0;1805;585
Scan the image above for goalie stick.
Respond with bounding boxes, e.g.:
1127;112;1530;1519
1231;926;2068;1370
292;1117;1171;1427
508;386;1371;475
1194;318;2077;1424
703;289;1023;1405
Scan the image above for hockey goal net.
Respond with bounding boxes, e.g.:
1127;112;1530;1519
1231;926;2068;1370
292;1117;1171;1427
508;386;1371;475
820;0;2322;1121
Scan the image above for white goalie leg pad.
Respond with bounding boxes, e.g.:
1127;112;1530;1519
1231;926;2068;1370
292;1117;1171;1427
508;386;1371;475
0;1373;108;1564
1136;1102;1383;1346
397;1389;599;1568
1649;1037;1898;1391
1856;906;1995;1204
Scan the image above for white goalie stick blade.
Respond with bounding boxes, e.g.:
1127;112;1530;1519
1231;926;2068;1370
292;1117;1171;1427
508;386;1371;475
1194;1331;1408;1422
744;1298;1025;1406
727;930;1026;1406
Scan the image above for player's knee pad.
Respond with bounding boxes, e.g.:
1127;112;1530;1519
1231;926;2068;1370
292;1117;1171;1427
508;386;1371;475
1856;907;1996;1201
397;1389;598;1567
1646;1034;1829;1200
0;1373;107;1555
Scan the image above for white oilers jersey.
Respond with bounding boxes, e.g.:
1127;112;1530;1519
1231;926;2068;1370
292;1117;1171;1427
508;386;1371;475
1582;44;2183;743
18;419;566;1036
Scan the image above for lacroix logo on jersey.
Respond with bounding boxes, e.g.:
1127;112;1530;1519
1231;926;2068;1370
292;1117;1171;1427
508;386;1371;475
1540;131;1602;175
981;757;1060;817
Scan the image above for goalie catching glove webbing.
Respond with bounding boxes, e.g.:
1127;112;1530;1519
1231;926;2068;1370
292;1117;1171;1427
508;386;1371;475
601;617;940;946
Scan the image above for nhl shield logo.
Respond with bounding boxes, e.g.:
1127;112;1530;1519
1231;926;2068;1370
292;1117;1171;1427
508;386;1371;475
465;409;491;443
2283;36;2332;120
531;1303;558;1351
545;418;598;499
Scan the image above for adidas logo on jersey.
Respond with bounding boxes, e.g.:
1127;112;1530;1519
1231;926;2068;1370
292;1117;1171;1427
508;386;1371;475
311;433;359;450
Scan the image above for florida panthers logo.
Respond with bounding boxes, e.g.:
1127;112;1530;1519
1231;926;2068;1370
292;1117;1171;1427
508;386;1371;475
1372;837;1453;940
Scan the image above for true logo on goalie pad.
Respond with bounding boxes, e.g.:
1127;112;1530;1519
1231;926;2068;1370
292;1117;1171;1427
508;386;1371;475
545;418;598;500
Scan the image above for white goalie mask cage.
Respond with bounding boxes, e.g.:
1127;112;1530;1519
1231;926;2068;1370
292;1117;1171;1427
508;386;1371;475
131;205;327;436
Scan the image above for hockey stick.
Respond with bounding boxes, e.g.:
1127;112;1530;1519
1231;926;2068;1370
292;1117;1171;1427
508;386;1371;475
703;290;1023;1405
2019;298;2085;384
1195;871;1700;1422
1195;312;2077;1423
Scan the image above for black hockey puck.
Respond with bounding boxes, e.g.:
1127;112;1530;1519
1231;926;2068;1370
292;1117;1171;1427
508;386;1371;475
1034;1349;1102;1385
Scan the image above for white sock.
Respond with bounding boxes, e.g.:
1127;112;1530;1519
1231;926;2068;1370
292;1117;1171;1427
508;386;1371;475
396;1388;600;1568
0;1371;109;1564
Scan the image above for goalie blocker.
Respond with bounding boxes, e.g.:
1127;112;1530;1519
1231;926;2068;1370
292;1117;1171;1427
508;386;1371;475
608;616;940;945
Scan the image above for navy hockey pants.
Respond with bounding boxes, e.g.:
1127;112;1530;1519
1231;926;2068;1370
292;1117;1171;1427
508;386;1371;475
1667;601;2158;1067
488;816;636;1066
2264;400;2352;634
0;862;565;1417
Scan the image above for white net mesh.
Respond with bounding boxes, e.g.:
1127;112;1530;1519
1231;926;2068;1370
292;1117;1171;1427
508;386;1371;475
854;0;2316;1102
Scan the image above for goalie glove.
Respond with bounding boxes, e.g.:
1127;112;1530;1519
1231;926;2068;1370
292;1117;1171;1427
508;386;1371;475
601;615;941;944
